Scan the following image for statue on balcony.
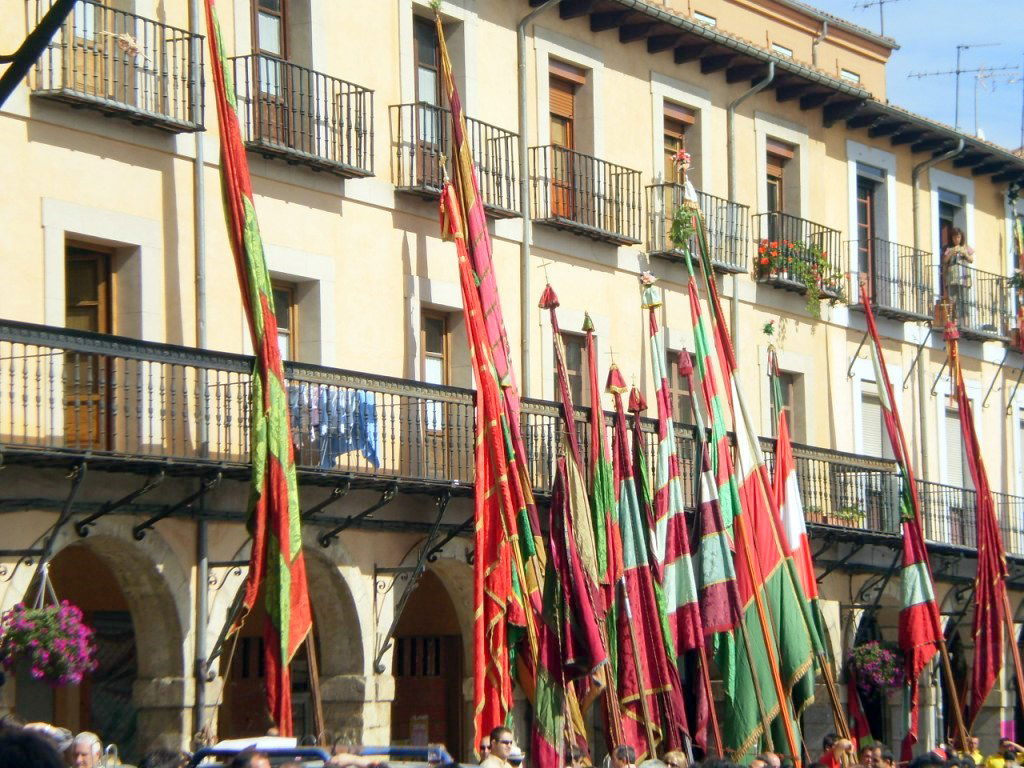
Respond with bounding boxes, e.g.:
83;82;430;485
943;227;975;325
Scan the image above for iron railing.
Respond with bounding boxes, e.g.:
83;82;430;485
645;184;749;272
5;320;1024;556
935;262;1010;341
848;238;933;321
390;102;519;217
530;145;642;245
30;0;203;132
231;54;373;177
753;212;844;298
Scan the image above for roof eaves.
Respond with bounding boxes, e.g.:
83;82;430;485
768;0;900;50
614;0;872;100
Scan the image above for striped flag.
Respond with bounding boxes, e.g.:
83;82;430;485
203;0;312;735
641;283;704;658
609;366;689;755
946;326;1008;727
861;293;942;761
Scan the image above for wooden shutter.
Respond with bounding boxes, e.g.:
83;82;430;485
664;101;695;129
861;393;883;458
549;75;576;119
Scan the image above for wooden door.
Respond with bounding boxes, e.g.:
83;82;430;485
420;312;451;478
856;177;878;295
414;16;444;189
254;0;291;146
549;72;577;221
64;247;111;449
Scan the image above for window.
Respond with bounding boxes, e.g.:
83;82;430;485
668;351;693;423
766;138;794;215
65;247;111;334
938;189;965;251
663;102;696;184
414;16;441;108
549;61;584;221
422;312;449;432
1018;408;1024;494
840;69;861;84
693;11;717;26
770;370;800;440
860;392;887;458
856;164;884;278
944;406;968;489
272;282;297;362
555;332;590;407
771;43;793;58
254;0;286;58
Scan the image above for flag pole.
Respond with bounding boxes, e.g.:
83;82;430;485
697;643;724;755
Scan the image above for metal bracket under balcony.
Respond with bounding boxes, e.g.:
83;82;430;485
847;239;934;322
390;102;520;218
646;183;749;273
930;263;1010;342
752;212;844;299
30;0;204;132
232;55;374;178
530;145;641;245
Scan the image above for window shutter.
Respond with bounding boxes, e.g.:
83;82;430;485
945;408;964;488
549;75;576;119
861;393;883;458
664;101;696;127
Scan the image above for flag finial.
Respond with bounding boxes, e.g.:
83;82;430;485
606;364;628;394
539;283;559;310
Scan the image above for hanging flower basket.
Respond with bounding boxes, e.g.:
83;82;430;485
847;641;904;696
0;601;98;686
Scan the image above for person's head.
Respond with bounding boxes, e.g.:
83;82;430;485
750;756;770;768
0;713;25;733
480;736;491;758
908;753;946;768
823;735;839;752
861;747;877;767
0;727;65;768
951;228;965;247
1004;752;1017;764
490;727;514;762
765;754;782;768
662;751;687;768
612;745;637;768
878;750;895;768
970;738;980;753
139;747;189;768
69;732;101;768
566;745;584;768
229;749;272;768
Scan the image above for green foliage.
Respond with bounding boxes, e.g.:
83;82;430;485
754;238;845;319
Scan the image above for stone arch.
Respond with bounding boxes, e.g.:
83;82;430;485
0;517;190;758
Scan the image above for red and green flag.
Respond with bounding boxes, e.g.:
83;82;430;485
608;365;689;756
203;0;312;735
861;292;944;761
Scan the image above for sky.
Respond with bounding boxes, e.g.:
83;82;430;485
806;0;1024;151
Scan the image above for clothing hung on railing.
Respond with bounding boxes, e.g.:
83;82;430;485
287;383;380;469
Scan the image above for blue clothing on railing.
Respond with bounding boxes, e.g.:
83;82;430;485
318;387;380;469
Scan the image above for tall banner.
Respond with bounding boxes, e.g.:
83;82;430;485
203;0;312;734
946;325;1008;727
861;290;947;761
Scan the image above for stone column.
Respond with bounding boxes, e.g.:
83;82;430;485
133;676;191;752
320;674;395;745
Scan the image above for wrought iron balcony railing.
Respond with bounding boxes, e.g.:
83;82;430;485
231;55;373;178
390;102;519;217
848;238;933;321
753;212;844;299
645;184;749;273
30;0;203;132
3;319;1024;557
530;145;642;245
934;262;1010;341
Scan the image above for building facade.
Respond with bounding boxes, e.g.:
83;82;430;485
2;0;1024;761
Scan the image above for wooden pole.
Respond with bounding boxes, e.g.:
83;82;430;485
305;632;326;746
697;644;724;756
1001;592;1024;732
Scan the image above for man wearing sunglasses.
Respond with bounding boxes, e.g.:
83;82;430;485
481;727;515;768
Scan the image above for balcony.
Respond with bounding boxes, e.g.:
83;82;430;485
231;55;373;178
753;212;844;302
390;102;519;218
30;0;203;132
530;145;641;245
646;184;749;273
849;238;933;321
4;319;1024;560
934;263;1010;342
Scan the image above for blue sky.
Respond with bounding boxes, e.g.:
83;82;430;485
807;0;1024;150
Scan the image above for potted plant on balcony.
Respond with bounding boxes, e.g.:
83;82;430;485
0;600;97;687
755;239;845;318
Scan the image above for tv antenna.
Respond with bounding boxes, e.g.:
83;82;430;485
972;65;1021;137
907;42;1011;131
852;0;906;37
